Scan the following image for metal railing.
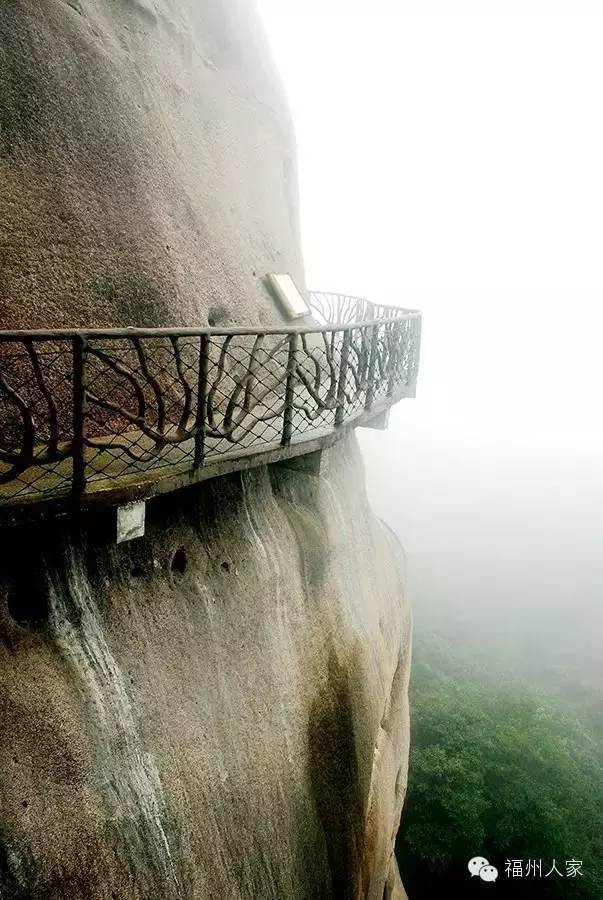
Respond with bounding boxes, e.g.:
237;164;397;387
0;293;421;510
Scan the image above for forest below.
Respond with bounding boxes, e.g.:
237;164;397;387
397;625;602;899
361;425;603;899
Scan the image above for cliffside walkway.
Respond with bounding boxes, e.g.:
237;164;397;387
0;293;421;524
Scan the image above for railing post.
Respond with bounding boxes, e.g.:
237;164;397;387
282;332;298;447
387;321;403;397
335;328;351;427
407;316;422;397
72;335;87;495
364;324;379;410
194;334;209;468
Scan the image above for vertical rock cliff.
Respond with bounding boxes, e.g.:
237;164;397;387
0;0;303;328
0;1;412;897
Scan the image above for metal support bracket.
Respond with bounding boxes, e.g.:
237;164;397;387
360;409;390;431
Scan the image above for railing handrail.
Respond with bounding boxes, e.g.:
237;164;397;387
0;292;422;517
0;304;420;342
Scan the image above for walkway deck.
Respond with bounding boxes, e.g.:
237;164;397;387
0;293;421;523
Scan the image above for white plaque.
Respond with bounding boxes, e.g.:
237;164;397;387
266;274;310;319
116;501;146;544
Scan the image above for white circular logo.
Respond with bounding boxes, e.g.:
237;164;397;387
468;856;490;877
479;864;499;883
468;856;499;882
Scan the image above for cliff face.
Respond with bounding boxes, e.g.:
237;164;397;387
0;2;412;898
0;0;303;329
0;438;411;899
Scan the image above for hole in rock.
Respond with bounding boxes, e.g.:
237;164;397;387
171;548;187;578
221;561;231;574
7;569;49;630
207;305;228;328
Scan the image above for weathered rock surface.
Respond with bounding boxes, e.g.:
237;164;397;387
0;437;411;898
0;1;411;897
0;0;304;329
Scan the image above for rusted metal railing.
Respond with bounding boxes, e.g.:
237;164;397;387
0;293;421;511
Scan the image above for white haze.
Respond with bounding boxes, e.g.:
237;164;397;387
259;0;603;680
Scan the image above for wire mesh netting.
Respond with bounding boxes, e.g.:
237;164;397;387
0;294;420;508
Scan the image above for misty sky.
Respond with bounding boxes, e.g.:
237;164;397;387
259;1;603;649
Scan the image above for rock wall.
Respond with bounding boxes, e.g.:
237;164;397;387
0;1;412;897
0;0;304;329
0;437;411;899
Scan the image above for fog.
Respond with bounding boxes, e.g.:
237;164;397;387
259;0;603;686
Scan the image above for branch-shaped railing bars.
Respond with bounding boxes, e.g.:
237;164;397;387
0;293;421;509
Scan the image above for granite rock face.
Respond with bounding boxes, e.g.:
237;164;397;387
0;437;411;899
0;0;304;329
0;1;412;897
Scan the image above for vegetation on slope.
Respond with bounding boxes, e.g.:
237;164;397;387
397;633;602;899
